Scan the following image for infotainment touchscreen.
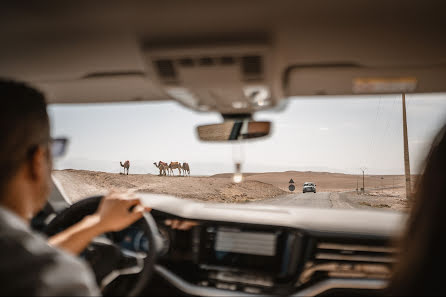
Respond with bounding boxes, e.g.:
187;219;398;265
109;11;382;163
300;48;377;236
199;227;290;275
215;230;277;256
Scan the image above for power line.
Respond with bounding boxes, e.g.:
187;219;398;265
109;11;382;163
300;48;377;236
383;96;398;137
363;96;383;169
368;96;399;170
388;95;404;143
360;167;367;193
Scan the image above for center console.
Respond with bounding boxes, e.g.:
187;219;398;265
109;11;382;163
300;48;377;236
193;224;306;294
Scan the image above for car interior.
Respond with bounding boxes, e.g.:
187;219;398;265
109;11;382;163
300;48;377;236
2;1;446;296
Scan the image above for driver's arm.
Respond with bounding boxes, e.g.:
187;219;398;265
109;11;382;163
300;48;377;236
48;191;151;255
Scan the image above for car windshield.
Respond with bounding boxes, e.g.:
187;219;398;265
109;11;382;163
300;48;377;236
49;94;446;212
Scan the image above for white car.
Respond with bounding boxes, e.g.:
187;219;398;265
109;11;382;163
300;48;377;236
303;182;317;193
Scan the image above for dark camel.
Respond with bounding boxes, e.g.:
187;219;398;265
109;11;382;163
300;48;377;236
153;161;168;176
120;160;130;175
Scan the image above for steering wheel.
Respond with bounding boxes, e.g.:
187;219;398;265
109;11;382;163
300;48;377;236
44;196;159;297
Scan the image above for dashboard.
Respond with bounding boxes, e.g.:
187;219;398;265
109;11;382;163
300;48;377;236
38;193;404;296
116;208;400;296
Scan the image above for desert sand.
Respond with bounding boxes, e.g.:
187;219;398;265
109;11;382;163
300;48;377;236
53;170;287;203
53;169;411;212
213;171;409;193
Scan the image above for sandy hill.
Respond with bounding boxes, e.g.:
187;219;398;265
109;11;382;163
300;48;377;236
53;169;409;205
53;170;287;204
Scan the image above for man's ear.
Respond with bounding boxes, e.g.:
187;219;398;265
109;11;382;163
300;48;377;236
28;146;49;181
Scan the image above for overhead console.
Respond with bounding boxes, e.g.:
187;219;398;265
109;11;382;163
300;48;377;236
142;37;284;114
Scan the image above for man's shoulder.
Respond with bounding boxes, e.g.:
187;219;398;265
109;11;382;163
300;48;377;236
0;209;100;296
0;207;59;260
0;234;57;296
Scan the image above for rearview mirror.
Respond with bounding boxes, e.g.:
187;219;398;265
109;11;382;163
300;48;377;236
197;121;271;142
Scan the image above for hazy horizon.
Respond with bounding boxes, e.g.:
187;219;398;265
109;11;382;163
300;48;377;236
53;165;416;177
49;93;446;176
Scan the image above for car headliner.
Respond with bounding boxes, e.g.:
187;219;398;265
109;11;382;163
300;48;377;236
1;0;445;114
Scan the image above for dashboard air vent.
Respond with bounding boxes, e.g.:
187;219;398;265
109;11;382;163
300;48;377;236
298;241;396;286
314;242;397;265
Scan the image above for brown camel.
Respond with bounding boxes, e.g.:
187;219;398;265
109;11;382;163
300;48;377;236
120;160;130;175
168;161;182;176
181;162;190;176
153;161;168;176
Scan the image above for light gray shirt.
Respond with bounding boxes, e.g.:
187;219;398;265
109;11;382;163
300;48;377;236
0;206;100;296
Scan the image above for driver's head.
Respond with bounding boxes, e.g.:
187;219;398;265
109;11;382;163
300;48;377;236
0;79;52;221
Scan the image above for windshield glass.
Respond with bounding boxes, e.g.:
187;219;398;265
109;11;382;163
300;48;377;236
49;94;446;212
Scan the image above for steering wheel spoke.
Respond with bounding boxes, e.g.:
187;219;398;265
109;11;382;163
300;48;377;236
101;248;146;290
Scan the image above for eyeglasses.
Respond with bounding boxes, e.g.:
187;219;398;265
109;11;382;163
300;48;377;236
24;137;69;164
51;138;69;158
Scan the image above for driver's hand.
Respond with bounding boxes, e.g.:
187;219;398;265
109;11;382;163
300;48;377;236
165;219;199;230
95;191;151;232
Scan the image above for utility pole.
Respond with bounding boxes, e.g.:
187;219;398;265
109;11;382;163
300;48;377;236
360;167;367;193
402;93;412;200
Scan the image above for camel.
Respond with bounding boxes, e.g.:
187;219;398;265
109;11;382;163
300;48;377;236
153;161;168;176
181;162;190;176
168;161;182;176
120;160;130;175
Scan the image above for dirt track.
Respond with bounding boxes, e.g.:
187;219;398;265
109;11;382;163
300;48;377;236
254;191;409;212
213;171;408;193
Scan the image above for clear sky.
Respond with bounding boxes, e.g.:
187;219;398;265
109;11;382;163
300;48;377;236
49;93;446;176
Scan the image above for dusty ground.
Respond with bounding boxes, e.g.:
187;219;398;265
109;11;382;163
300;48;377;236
53;169;411;211
53;170;287;203
339;189;410;212
213;171;410;193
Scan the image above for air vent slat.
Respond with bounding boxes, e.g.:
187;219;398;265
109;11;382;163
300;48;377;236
315;253;395;264
314;241;397;265
317;243;397;253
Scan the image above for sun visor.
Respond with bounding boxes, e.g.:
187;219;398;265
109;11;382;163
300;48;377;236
285;65;446;96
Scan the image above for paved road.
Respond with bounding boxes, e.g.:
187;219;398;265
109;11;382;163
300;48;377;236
253;192;356;209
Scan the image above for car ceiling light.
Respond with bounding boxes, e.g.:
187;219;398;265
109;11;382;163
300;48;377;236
232;101;248;109
166;87;198;107
197;105;211;111
243;85;271;107
256;98;270;107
